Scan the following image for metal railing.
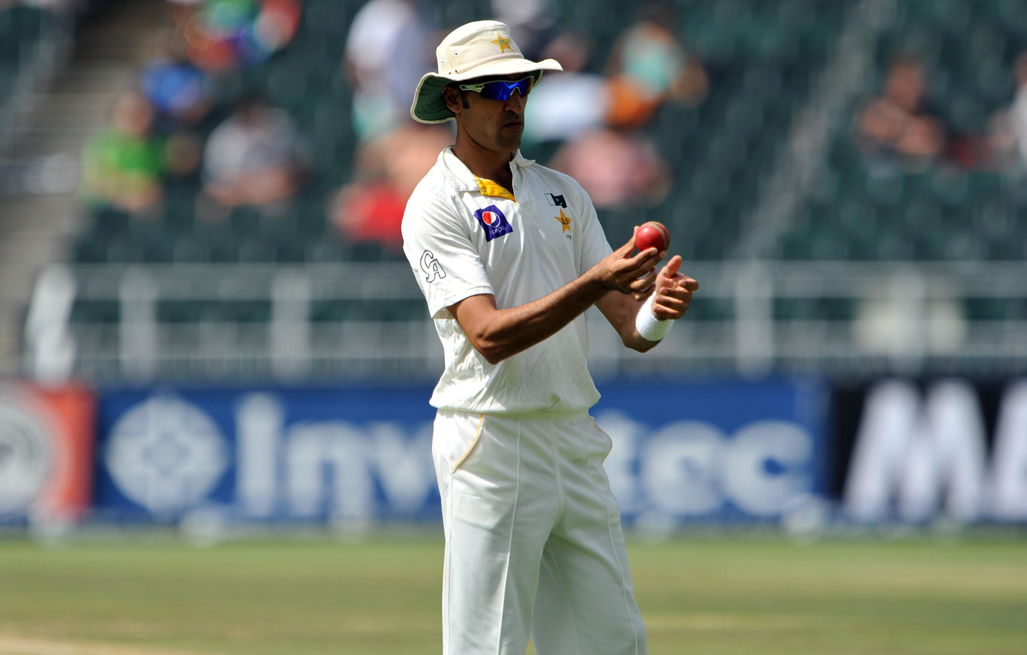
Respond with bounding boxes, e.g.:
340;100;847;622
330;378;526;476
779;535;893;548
23;261;1027;383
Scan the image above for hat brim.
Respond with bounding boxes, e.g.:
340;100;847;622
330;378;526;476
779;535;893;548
410;58;563;124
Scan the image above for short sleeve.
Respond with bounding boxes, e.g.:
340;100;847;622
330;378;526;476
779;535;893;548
576;187;614;276
402;190;494;319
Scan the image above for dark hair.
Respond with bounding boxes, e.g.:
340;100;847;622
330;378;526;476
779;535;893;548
638;2;676;27
887;54;924;74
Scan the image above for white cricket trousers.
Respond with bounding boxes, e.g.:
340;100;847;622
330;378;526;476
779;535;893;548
432;408;647;655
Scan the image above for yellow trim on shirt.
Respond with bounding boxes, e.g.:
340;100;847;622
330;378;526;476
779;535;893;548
452;413;485;472
475;176;517;203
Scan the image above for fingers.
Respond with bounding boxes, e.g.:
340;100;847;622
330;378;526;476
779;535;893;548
653;286;692;319
651;268;695;320
629;267;657;293
630;267;657;301
659;255;682;278
605;248;659;292
658;271;699;292
655;288;690;308
652;300;682;320
632;284;656;302
628;245;659;263
600;228;669;294
625;247;661;274
658;286;691;304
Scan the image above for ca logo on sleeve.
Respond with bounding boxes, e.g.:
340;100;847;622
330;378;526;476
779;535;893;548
474;205;513;242
420;250;446;284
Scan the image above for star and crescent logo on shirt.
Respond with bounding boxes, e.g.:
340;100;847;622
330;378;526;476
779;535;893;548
554;208;572;234
545;193;572;238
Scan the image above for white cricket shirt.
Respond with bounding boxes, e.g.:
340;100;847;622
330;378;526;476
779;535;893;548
402;147;614;414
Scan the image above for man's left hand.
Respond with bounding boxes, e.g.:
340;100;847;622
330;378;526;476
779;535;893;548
651;256;698;320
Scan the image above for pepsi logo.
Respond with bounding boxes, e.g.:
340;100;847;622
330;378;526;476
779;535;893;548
475;205;513;242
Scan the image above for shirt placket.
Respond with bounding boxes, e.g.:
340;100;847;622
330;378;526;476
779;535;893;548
511;166;534;233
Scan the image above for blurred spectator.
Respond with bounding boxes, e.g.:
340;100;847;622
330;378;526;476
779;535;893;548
199;97;305;219
537;10;683;209
140;54;213;177
549;128;670;209
80;92;165;216
0;0;76;8
166;0;204;45
856;58;947;170
165;0;204;12
492;0;554;62
142;56;212;128
329;123;452;251
522;30;608;145
343;0;432;141
987;52;1027;171
182;0;300;73
604;2;708;129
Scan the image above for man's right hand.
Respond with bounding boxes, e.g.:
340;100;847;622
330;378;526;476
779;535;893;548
592;227;665;301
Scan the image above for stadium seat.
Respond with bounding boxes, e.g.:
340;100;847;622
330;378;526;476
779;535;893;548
771;0;1027;262
158;300;272;324
310;299;427;322
70;299;119;324
54;0;854;345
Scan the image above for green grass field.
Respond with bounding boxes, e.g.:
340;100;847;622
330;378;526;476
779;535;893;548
1;535;1025;655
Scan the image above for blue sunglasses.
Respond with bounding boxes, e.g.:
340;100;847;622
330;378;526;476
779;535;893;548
458;77;533;101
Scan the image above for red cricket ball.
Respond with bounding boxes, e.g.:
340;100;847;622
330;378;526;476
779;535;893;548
636;221;671;253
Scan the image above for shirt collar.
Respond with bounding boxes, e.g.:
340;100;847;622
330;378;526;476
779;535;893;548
440;146;535;194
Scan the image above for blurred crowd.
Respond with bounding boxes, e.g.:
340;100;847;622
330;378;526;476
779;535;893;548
78;0;705;254
0;0;75;8
335;0;705;248
855;53;1027;174
43;0;1027;258
79;0;307;223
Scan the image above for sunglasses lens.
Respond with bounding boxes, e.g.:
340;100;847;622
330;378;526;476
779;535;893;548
479;78;531;101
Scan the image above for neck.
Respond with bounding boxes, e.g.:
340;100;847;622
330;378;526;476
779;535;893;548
451;131;516;188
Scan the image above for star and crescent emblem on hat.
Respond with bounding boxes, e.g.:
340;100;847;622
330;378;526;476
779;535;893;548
411;21;563;124
490;32;512;53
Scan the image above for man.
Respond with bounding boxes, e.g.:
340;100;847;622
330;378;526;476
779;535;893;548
401;20;697;655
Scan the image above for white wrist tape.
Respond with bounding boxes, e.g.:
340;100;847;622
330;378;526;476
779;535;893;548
636;293;673;342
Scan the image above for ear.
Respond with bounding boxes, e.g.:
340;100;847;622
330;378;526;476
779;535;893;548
442;86;463;116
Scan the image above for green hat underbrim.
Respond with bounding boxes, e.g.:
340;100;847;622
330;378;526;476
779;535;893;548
410;58;562;124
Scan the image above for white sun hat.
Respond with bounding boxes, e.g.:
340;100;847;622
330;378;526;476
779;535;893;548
410;20;563;124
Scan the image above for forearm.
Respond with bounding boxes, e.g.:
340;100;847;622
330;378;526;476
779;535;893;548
596;292;660;353
623;317;661;353
452;235;665;364
466;272;608;364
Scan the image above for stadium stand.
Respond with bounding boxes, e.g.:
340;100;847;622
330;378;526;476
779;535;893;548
61;0;848;361
68;0;849;261
32;0;1027;381
769;0;1027;323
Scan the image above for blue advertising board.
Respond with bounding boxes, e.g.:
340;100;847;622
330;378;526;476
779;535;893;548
592;378;829;525
92;379;829;526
